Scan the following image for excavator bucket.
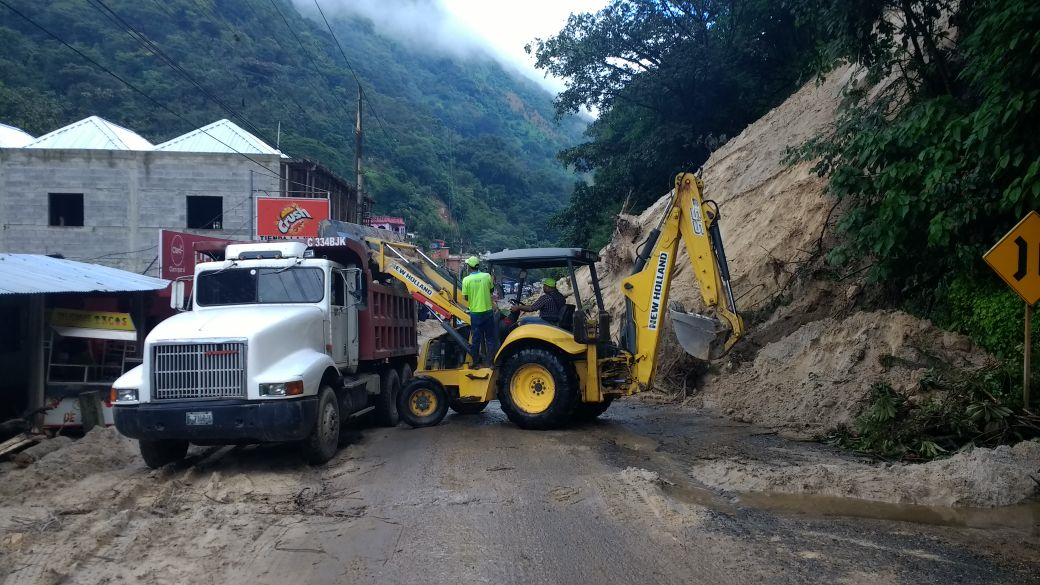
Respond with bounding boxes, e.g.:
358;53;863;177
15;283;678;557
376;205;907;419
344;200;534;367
670;308;730;361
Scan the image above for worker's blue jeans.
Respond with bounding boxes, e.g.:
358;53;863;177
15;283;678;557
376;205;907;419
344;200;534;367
469;310;499;365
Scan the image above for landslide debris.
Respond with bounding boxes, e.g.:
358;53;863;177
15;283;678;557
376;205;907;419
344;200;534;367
562;66;993;440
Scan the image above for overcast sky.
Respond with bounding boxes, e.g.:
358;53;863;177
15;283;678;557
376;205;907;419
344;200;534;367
304;0;608;93
439;1;608;91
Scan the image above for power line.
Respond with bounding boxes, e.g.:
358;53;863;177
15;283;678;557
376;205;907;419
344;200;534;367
312;0;396;147
0;0;317;193
85;0;276;145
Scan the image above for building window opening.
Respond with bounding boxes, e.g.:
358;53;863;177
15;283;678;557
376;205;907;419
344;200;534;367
48;193;84;227
187;196;223;230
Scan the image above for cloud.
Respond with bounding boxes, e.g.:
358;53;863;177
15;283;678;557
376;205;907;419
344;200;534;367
298;0;493;61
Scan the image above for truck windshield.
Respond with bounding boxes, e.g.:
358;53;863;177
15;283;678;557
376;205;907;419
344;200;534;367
196;267;325;306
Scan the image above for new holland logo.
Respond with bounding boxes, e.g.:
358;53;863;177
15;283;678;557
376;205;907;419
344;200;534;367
647;252;669;330
392;263;435;298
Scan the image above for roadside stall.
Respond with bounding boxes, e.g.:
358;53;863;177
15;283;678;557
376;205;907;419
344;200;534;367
42;308;140;430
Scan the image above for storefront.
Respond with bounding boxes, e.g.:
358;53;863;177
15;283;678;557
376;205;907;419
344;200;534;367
0;254;169;431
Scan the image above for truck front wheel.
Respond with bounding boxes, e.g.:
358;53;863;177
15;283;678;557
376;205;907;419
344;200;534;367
304;386;341;465
139;439;188;469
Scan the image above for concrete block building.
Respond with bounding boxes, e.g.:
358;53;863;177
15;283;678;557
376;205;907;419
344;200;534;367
0;116;360;276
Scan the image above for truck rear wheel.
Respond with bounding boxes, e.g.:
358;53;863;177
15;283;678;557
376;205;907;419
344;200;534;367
398;362;413;385
398;376;449;428
375;368;402;427
449;400;489;415
304;386;340;465
498;348;577;429
139;439;188;469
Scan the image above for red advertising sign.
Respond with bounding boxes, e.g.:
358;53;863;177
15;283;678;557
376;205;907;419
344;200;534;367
256;197;330;238
159;229;235;281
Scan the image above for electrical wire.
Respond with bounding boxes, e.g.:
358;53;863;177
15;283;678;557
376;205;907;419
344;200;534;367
0;0;336;196
312;0;396;147
85;0;275;145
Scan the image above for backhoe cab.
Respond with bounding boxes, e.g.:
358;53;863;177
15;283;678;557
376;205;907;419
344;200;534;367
388;172;744;430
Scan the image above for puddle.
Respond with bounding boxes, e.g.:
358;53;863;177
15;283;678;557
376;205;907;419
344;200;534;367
601;424;1040;533
736;491;1040;533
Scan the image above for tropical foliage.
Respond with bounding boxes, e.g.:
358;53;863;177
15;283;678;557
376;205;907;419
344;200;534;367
529;0;819;248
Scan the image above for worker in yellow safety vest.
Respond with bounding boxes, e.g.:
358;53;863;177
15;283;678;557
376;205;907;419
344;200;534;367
461;256;498;366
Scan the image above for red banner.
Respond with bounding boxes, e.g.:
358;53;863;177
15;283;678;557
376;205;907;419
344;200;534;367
256;197;330;238
159;230;234;280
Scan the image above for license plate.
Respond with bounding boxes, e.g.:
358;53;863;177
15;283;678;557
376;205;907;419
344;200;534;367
186;411;213;426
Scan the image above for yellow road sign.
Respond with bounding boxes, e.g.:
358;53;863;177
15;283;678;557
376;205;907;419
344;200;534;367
984;211;1040;305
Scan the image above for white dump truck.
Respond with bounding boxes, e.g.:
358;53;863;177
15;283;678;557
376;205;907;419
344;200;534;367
111;238;418;467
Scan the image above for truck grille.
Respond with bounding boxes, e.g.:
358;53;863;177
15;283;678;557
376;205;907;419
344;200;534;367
152;342;247;400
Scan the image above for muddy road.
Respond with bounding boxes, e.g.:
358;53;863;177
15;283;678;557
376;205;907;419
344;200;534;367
1;401;1038;585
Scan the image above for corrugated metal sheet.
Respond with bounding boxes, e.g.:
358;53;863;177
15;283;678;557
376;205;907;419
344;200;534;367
0;254;169;295
25;116;154;151
0;122;34;147
154;119;280;155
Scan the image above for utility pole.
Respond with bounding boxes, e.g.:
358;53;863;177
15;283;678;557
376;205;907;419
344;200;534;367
355;84;364;224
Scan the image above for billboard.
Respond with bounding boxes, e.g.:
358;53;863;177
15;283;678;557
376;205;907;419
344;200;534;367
256;197;330;238
159;229;235;281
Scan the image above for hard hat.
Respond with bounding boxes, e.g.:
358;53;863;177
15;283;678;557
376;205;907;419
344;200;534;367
542;278;556;288
466;256;480;268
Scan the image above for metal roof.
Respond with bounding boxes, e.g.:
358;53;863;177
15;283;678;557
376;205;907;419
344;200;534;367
0;254;169;295
25;116;154;150
484;247;599;269
0;122;34;147
154;119;281;155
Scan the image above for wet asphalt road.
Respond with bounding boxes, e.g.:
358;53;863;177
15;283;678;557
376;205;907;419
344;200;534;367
3;400;1038;585
207;401;1038;584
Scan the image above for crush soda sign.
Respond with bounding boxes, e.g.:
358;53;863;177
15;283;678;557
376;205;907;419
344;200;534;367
255;197;330;238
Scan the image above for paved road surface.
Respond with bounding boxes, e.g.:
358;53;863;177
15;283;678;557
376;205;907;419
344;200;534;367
2;401;1037;584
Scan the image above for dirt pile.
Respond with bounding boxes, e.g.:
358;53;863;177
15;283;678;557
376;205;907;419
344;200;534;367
692;439;1040;507
699;309;990;438
0;426;141;505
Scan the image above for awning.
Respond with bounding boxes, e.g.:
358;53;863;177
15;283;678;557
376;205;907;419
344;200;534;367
0;254;168;295
51;326;137;342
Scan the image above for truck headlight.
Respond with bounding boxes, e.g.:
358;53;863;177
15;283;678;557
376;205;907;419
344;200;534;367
259;381;304;396
111;387;138;402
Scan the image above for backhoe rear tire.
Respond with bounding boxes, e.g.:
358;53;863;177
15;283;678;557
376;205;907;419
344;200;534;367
498;348;577;429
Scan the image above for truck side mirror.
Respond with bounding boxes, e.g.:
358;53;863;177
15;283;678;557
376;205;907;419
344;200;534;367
169;280;187;311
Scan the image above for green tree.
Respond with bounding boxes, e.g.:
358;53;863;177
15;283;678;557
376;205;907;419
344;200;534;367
791;0;1040;303
530;0;818;248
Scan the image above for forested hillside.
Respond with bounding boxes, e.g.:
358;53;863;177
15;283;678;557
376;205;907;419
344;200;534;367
0;0;586;250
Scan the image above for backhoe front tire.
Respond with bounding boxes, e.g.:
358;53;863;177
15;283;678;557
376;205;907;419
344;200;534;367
304;386;341;465
139;439;188;469
498;348;577;429
398;376;449;428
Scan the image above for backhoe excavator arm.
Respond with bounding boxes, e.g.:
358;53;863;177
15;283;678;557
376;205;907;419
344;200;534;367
366;238;472;324
620;173;745;388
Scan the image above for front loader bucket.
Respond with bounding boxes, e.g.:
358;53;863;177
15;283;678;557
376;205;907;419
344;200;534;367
670;309;730;361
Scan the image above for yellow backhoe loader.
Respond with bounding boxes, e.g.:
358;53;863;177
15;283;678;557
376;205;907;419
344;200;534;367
343;172;744;429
